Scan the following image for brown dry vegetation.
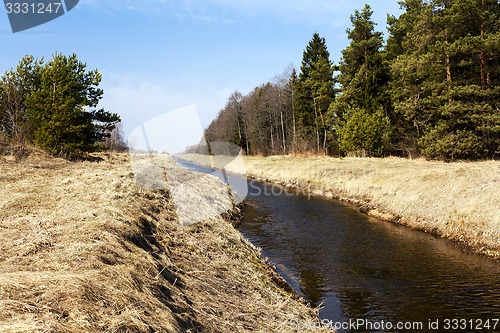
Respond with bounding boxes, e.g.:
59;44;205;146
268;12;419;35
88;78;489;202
181;154;500;259
0;149;330;333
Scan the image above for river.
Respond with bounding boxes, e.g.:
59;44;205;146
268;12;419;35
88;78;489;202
176;158;500;332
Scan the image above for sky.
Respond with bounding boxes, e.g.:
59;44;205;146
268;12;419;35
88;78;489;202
0;0;401;152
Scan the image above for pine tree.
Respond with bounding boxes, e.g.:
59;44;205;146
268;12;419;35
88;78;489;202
331;4;392;157
386;0;433;157
389;0;500;160
0;55;41;144
426;0;500;159
25;53;120;157
294;33;336;153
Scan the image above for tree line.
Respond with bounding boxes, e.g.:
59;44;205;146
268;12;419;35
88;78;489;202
0;53;124;158
205;0;500;160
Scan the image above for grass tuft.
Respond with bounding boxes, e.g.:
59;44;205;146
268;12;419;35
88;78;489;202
0;151;329;332
181;154;500;259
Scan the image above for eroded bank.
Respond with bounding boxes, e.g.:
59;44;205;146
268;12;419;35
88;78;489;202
180;154;500;259
0;151;330;333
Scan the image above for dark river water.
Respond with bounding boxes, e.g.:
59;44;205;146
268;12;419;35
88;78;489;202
176;159;500;332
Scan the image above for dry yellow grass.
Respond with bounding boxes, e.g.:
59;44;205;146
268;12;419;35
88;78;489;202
0;150;330;333
181;154;500;259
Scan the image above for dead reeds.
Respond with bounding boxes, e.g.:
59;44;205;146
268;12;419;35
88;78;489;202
0;151;329;332
181;154;500;259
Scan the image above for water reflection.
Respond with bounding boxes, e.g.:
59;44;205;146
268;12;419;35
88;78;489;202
239;180;500;330
299;268;328;307
177;159;500;331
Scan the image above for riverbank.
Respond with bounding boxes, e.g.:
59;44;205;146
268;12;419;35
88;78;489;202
180;154;500;259
0;150;330;332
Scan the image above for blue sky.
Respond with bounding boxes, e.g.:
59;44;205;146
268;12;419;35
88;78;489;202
0;0;401;148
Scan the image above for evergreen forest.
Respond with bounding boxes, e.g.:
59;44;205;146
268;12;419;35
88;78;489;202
0;53;121;158
205;0;500;160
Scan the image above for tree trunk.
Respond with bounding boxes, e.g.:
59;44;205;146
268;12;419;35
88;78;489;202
313;99;320;152
269;110;274;154
480;0;487;90
245;124;250;155
445;26;452;104
280;109;286;154
316;101;328;155
292;88;297;153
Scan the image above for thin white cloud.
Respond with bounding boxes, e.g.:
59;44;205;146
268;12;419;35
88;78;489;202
77;0;398;27
78;0;172;14
98;72;236;137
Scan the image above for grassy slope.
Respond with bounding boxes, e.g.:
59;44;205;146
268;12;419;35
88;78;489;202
0;151;328;333
182;154;500;259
